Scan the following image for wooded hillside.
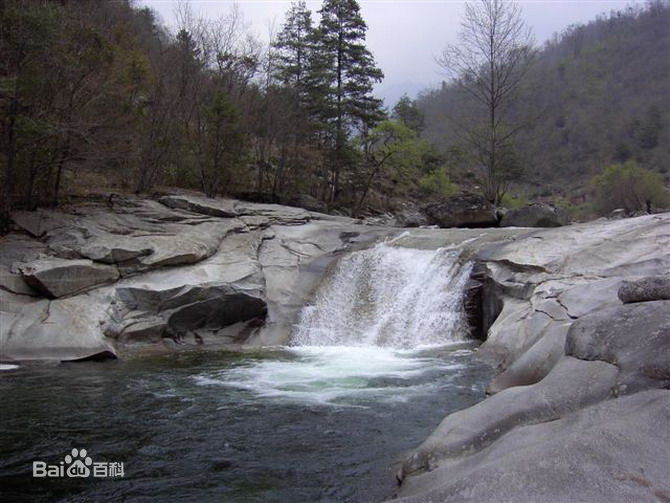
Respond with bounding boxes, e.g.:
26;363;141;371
418;1;670;207
1;0;668;230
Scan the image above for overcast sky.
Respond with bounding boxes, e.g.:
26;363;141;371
140;0;637;105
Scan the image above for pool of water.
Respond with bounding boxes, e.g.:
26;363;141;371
0;344;492;503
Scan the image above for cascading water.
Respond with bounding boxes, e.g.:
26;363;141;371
291;243;472;348
189;241;478;409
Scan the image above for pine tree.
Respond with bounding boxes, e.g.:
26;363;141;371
392;94;425;133
310;0;384;202
273;1;313;102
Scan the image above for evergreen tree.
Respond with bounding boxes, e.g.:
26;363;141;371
392;94;425;133
309;0;384;202
273;1;313;101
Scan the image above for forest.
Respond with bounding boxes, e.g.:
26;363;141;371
1;0;669;231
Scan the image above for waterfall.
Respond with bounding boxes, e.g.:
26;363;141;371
291;243;472;348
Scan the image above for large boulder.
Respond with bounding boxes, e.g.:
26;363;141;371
399;356;618;480
618;276;670;303
394;212;670;503
18;258;119;298
422;194;497;228
566;300;670;393
500;202;569;227
3;195;393;358
394;205;430;227
0;288;117;361
392;390;670;503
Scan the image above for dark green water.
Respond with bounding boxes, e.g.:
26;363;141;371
0;344;491;503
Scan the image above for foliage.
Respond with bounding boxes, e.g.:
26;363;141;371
419;168;458;198
500;193;529;209
354;120;430;212
419;1;670;199
0;0;390;221
392;94;424;133
592;161;669;214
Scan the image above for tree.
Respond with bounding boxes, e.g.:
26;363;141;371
355;119;428;214
592;161;669;214
174;5;258;197
437;0;534;205
310;0;385;203
392;94;424;133
273;1;313;102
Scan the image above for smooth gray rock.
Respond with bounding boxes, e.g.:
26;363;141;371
619;276;670;303
158;194;239;217
479;213;670;277
500;202;569;228
477;214;670;370
0;289;117;361
19;258;119;298
102;230;267;345
486;321;570;393
394;212;670;503
393;390;670;503
399;356;617;479
159;193;315;226
566;300;670;393
422;194;497;228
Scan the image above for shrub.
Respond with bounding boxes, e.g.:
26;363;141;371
500;193;529;209
592;161;669;214
419;168;457;198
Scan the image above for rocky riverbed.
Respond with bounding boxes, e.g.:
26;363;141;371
1;193;669;502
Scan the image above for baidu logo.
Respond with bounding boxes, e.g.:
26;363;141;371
33;448;124;478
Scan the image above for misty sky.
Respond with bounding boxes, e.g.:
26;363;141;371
141;0;636;105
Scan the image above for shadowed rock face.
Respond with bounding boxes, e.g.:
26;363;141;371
422;194;497;228
500;202;569;228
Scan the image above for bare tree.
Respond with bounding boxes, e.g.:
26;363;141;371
438;0;534;205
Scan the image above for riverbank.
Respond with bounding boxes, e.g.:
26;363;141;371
392;212;670;502
2;193;669;502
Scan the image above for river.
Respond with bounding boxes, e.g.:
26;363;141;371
0;244;491;502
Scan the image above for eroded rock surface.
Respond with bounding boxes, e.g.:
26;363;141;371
19;258;119;298
395;390;670;503
393;212;670;503
0;193;389;360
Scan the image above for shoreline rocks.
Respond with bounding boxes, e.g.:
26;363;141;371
2;192;669;502
392;212;670;503
0;193;390;361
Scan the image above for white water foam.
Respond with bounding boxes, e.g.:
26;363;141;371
291;243;472;348
195;244;475;405
194;346;468;405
